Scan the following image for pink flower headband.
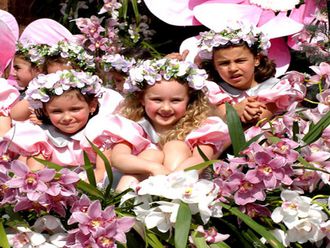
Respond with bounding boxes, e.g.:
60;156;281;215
198;21;271;60
123;58;209;93
26;69;104;109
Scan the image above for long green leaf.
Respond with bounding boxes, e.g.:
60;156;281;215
130;0;140;23
76;180;104;200
121;0;128;19
0;219;10;248
210;242;231;248
197;145;210;161
175;202;192;248
145;229;165;248
86;137;113;198
225;102;246;156
220;203;284;248
303;111;330;144
242;229;267;248
83;151;96;187
191;233;209;248
33;157;63;171
184;160;219;171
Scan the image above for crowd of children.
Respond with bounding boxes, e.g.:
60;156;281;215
0;10;306;191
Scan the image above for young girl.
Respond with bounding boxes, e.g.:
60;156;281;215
85;58;230;191
9;42;49;122
196;21;306;126
3;69;107;183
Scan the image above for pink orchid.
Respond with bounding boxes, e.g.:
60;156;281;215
245;151;293;189
190;226;230;244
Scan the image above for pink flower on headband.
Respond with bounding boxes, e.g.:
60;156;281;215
123;58;208;93
26;70;104;109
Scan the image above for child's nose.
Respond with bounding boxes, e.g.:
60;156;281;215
228;63;238;72
161;102;171;111
62;113;73;122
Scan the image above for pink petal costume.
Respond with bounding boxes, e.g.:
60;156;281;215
83;113;230;156
143;0;317;77
0;78;20;117
3;120;99;167
206;77;306;113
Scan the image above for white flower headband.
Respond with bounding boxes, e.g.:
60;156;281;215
16;42;50;66
101;53;136;74
47;41;96;72
123;58;208;93
198;21;271;60
26;69;104;109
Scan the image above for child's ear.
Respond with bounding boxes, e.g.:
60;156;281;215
89;98;99;114
254;54;261;67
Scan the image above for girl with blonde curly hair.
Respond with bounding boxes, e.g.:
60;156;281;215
90;58;229;191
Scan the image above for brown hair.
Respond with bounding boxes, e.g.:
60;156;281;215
201;41;276;84
119;80;213;146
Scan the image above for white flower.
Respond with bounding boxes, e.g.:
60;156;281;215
260;229;289;247
287;217;326;244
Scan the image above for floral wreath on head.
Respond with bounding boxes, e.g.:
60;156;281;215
198;21;271;60
16;42;50;67
123;58;209;93
25;69;104;109
101;53;136;74
47;41;96;72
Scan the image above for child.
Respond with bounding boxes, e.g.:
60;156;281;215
85;58;230;191
45;40;96;74
3;69;107;183
9;42;49;122
100;53;136;94
0;19;20;137
196;21;306;126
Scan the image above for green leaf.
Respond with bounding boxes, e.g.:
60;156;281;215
210;242;231;248
120;0;128;19
242;229;267;248
76;180;104;200
220;203;285;248
0;219;10;248
145;229;164;248
33;157;63;171
293;157;330;175
225;102;246;156
175;202;192;248
83;151;96;187
241;133;264;150
130;0;140;23
292;121;299;142
197;145;210;161
303;111;330;144
85;137;113;198
192;233;209;248
184;160;219;171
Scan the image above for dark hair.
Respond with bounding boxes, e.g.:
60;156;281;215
201;41;276;84
36;89;99;125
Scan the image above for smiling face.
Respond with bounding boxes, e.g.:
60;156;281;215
44;90;97;135
141;79;190;134
213;45;260;90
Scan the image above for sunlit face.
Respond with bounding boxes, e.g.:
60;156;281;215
213;45;260;90
47;62;73;73
44;91;97;135
141;79;190;134
13;57;40;88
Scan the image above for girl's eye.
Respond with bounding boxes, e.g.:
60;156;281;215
71;108;82;112
171;99;182;103
151;98;161;102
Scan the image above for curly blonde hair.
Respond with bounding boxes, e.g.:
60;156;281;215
119;80;213;146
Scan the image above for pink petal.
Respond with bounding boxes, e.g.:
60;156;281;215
0;9;19;39
193;3;262;31
0;20;16;74
19;18;74;45
259;14;304;39
144;0;206;26
268;38;291;77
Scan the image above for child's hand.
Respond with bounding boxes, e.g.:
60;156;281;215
149;163;171;176
29;113;43;125
240;97;266;123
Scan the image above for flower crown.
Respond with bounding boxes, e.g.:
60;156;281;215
123;58;208;93
16;42;50;66
101;53;136;74
26;69;104;109
198;21;271;60
47;41;96;72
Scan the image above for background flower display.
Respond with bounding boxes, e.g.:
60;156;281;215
1;0;330;247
